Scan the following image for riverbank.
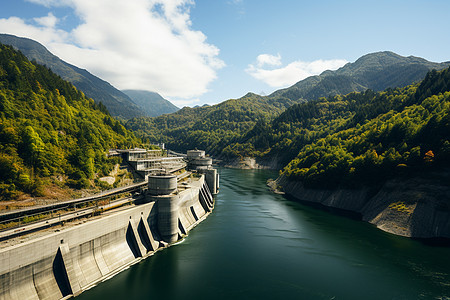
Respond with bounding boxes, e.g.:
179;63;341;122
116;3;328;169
270;172;450;239
223;156;281;170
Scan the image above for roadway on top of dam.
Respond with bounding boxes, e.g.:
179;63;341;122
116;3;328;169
0;170;194;240
0;181;148;221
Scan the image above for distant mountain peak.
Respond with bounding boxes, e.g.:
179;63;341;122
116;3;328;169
122;90;178;117
270;51;450;102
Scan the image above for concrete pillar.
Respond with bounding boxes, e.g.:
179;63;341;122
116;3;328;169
199;187;212;212
58;243;82;296
148;175;177;196
125;221;146;258
205;169;218;195
138;217;160;252
156;195;180;243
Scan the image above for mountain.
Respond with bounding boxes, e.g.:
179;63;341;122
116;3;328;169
279;67;450;186
0;33;143;119
127;51;450;159
269;51;450;102
126;92;296;153
0;44;139;199
122;90;178;117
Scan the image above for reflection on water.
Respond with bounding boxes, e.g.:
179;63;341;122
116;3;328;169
79;168;450;300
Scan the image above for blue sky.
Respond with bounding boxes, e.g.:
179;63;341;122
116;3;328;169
1;0;449;107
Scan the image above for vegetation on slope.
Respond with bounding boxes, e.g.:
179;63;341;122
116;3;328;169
126;92;297;156
280;68;450;188
0;44;139;200
269;51;449;102
0;33;144;119
127;52;449;163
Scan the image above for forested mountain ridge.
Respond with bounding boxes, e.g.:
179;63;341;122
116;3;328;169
0;33;143;119
126;92;296;154
127;52;450;162
269;51;450;103
279;67;450;188
0;44;140;200
122;90;179;117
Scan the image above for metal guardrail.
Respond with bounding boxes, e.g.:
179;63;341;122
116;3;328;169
0;181;147;223
0;197;136;241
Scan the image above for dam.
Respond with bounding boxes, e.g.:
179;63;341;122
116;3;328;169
0;149;219;300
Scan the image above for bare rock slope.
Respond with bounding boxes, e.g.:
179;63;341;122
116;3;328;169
274;172;450;238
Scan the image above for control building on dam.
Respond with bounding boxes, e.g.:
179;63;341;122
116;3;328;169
0;149;219;300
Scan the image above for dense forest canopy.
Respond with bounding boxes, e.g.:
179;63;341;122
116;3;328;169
125;92;297;156
0;44;139;200
279;68;450;187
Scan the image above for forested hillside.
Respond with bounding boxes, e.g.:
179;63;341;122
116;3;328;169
0;44;139;200
126;92;296;155
269;51;449;102
127;52;449;160
278;67;450;187
0;34;144;119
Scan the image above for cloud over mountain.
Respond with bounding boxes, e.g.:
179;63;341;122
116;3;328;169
0;0;224;101
247;54;347;88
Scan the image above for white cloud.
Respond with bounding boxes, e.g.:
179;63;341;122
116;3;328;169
256;53;281;67
169;97;201;107
0;16;69;44
247;54;348;88
0;0;224;100
33;12;58;28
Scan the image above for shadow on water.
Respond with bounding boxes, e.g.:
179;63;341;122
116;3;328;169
415;237;450;247
282;181;450;248
283;193;363;220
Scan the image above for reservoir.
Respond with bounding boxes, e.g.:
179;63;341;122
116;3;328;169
78;168;450;299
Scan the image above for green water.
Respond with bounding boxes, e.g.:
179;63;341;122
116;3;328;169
78;168;450;299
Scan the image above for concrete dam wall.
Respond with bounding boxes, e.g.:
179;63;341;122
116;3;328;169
0;175;215;300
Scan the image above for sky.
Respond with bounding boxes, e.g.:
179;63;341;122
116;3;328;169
0;0;449;107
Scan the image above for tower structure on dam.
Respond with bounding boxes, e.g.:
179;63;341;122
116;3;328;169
186;150;219;195
144;150;218;243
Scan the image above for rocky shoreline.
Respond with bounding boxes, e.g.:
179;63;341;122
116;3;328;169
269;173;450;239
222;156;281;170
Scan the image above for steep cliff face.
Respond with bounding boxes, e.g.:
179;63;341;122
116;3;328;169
275;173;450;239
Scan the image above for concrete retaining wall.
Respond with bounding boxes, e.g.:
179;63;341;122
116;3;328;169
0;176;214;300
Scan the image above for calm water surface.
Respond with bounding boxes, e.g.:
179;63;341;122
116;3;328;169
78;168;450;300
